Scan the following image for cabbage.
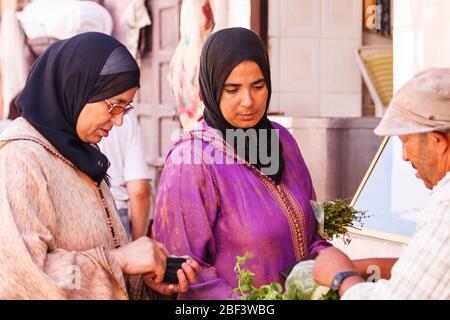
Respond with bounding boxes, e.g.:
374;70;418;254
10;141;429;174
284;260;339;300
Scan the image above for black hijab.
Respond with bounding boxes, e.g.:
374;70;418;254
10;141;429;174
199;27;284;184
16;32;140;184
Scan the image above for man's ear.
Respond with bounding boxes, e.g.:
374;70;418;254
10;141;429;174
429;131;450;154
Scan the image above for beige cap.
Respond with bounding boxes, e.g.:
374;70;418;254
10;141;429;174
374;68;450;136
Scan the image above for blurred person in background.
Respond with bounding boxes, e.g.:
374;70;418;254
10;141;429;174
98;110;152;241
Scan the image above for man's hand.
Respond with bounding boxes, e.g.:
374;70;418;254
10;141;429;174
313;247;363;293
144;259;201;296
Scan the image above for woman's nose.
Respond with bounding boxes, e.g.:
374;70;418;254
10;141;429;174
241;89;255;108
110;112;124;127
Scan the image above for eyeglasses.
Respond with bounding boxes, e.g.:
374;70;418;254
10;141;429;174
104;99;134;115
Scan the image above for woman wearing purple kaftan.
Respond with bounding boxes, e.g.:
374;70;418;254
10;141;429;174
152;28;330;300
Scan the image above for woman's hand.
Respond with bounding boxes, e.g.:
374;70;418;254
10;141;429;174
109;236;169;283
144;259;201;296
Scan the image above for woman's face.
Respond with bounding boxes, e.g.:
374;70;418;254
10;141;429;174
219;60;268;128
76;87;138;143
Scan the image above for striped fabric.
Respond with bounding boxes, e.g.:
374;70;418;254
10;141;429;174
356;46;393;116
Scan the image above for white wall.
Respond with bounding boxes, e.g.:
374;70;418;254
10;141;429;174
227;0;251;29
394;0;450;91
268;0;362;117
332;233;407;259
212;0;251;31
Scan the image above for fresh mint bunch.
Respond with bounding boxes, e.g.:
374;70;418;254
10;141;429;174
233;253;283;300
311;199;370;245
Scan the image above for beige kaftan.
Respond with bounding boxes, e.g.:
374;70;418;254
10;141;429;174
0;118;142;299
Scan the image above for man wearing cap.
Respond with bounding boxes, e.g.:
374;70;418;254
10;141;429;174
312;68;450;299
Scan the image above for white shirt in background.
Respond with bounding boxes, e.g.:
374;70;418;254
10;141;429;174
98;111;151;210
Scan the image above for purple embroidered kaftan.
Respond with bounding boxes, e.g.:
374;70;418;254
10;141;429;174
152;121;331;299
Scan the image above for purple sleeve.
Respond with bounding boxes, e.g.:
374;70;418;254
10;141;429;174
152;150;237;300
308;233;332;258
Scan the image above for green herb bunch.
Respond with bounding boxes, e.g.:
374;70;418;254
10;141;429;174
311;199;370;245
233;253;283;300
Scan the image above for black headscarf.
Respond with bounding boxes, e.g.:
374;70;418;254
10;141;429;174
199;27;284;184
16;32;140;184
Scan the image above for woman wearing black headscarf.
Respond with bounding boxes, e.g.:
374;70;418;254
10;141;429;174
0;32;199;299
152;28;330;300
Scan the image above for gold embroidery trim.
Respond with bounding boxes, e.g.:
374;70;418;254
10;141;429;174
280;183;309;260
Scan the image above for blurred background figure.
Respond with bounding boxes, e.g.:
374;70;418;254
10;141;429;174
98;110;152;241
0;0;115;119
168;0;214;130
0;0;30;119
16;0;113;55
0;0;152;118
103;0;152;59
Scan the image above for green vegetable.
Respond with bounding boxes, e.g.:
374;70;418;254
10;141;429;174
233;253;283;300
311;199;370;245
284;260;339;300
